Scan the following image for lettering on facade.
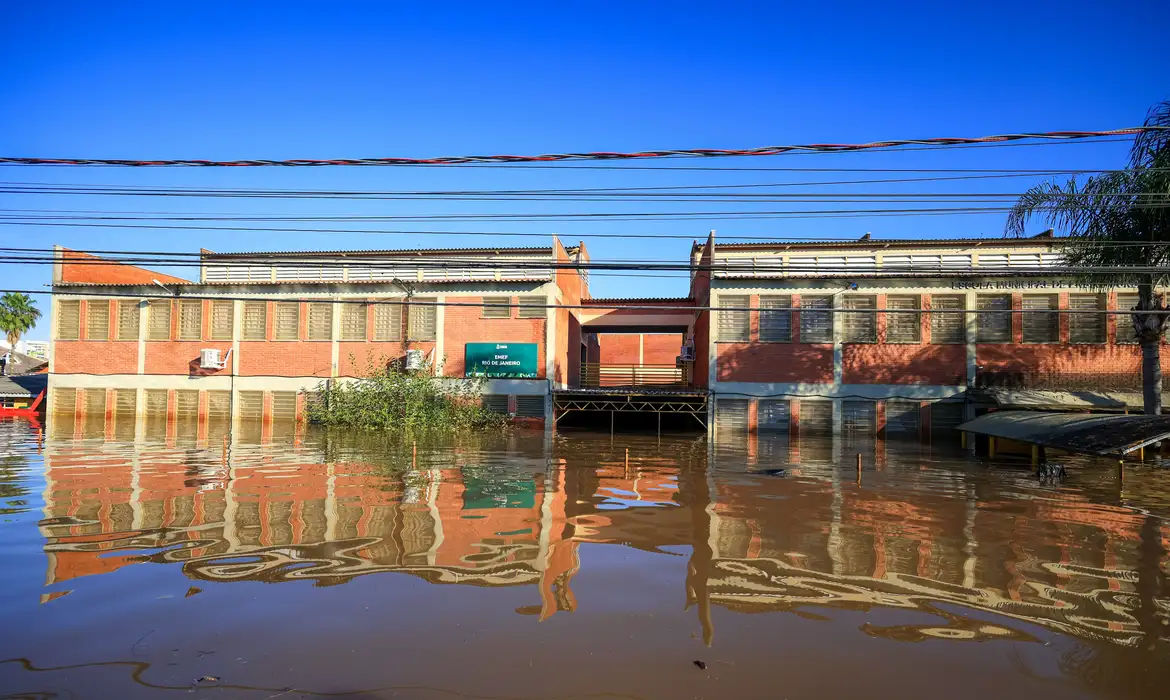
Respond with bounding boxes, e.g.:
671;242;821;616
950;280;1075;290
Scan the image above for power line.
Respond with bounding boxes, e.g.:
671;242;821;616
5;203;1170;225
17;287;1170;315
2;169;1167;198
0;129;1160;168
13;250;1170;275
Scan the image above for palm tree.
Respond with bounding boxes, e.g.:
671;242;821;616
1006;101;1170;414
0;292;42;350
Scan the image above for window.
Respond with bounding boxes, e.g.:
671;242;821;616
518;295;545;318
885;402;920;436
144;389;168;415
206;391;230;421
715;399;749;435
800;296;833;343
515;396;545;418
930;295;965;344
177;300;202;340
374;304;402;341
242;301;267;340
116;300;140;340
482;296;512;319
52;387;76;413
408;300;437;341
274;302;299;340
886;295;921;343
271;391;297;421
758;400;790;432
841;296;876;343
209;300;233;340
1069;294;1105;344
759;296;792;342
1021;294;1058;343
717;295;750;342
175;390;199;419
147;300;171;340
482;395;509;413
1116;293;1139;344
976;295;1011;343
237;391;264;420
307;302;332;340
341;303;368;341
56;300;81;340
86;300;110;340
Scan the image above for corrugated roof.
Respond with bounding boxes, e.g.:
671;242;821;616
55;276;553;288
0;374;46;398
692;234;1063;252
584;297;693;304
203;246;553;258
957;410;1170;456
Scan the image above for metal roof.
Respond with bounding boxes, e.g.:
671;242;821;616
692;233;1062;253
583;297;693;304
202;246;554;258
0;374;47;398
956;411;1170;456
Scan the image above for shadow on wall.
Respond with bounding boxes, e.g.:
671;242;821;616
715;343;833;384
976;344;1160;391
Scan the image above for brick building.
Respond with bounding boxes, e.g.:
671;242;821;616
697;231;1158;437
48;239;593;427
47;232;1157;436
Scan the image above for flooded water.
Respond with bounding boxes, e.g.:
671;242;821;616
1;418;1169;699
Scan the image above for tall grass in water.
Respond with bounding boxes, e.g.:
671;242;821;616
306;357;506;431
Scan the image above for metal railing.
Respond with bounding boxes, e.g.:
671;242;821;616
579;363;689;388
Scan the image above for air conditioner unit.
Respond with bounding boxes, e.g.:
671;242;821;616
199;348;223;369
679;344;696;362
404;349;426;371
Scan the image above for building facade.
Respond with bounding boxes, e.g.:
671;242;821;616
47;232;1159;437
697;232;1159;437
48;240;590;428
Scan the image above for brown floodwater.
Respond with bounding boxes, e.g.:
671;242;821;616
1;417;1168;699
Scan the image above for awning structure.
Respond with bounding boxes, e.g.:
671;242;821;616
969;388;1167;411
957;411;1170;457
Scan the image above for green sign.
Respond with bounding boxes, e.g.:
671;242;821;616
464;342;539;378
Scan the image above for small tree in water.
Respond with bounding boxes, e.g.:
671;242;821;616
305;356;506;430
1007;100;1170;414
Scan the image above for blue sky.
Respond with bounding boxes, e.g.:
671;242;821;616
2;1;1167;338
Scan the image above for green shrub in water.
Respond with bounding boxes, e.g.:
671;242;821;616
305;357;506;431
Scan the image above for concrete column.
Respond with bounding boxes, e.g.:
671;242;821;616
434;294;446;376
230;300;242;432
965;291;978;388
832;296;844;390
330;297;341;377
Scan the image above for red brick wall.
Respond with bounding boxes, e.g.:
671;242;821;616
238;342;333;377
145;342;232;375
643;334;682;364
842;344;966;385
339;342;414;376
599;335;640;363
59;249;189;285
977;344;1170;378
598;334;683;364
441;296;546;378
553;238;582;386
53;341;139;374
717;344;834;383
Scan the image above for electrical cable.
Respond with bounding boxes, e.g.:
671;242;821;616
0;129;1161;167
2;169;1167;198
16;287;1170;314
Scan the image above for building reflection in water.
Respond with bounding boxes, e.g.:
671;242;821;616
38;414;1170;651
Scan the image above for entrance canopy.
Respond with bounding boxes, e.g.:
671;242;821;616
957;411;1170;456
580;297;695;334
